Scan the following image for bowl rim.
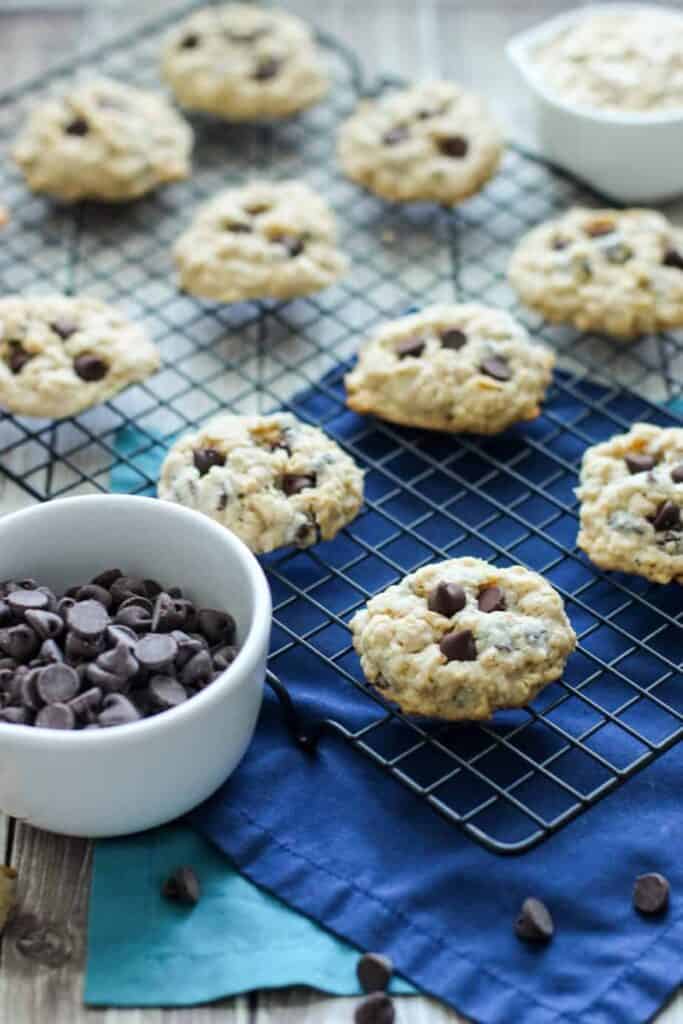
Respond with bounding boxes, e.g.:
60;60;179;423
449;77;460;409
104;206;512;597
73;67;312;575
0;493;272;746
507;2;683;126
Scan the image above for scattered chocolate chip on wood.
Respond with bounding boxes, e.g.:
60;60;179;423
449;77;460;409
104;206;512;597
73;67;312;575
162;866;201;906
357;952;394;993
0;572;240;730
633;873;670;915
514;897;554;943
355;992;395;1024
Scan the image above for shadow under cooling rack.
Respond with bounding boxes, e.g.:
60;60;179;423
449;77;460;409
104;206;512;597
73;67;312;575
0;0;681;853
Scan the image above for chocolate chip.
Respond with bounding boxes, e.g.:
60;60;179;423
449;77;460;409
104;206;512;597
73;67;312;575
252;57;281;80
481;356;511;381
663;249;683;271
96;642;139;681
163;866;201;906
276;235;304;258
106;624;137;650
152;593;182;633
671;464;683;483
7;589;48;613
515;897;554;942
148;676;187;710
19;669;40;709
65;630;103;662
193;448;226;476
0;625;39;662
440;328;467;351
437;135;468;157
212;644;238;671
68;687;102;720
35;703;76;730
382;126;409;146
357;953;393;993
91;569;123;590
65;117;89;136
604;242;632;264
110;576;147;607
144;579;163;599
135;634;178;670
428;581;466;617
119;594;153;614
39;639;64;663
552;236;569;251
36;663;79;704
180;649;212;687
85;663;128;694
180;32;199;48
477;586;506;613
439;628;476;662
282;473;316;496
73;354;108;382
633;873;670;915
24;610;64;640
51;318;78;340
8;344;31;374
67;600;109;639
98;693;141;727
354;993;395;1024
0;707;31;725
114;605;152;632
625;453;657;474
197;608;236;646
651;500;680;532
394;336;425;359
73;585;111;610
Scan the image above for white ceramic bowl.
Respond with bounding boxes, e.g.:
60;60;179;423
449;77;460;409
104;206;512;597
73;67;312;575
507;4;683;203
0;494;271;837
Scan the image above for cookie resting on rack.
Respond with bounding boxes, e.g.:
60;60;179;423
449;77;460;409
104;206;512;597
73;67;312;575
158;412;364;554
337;81;503;205
13;76;192;203
161;3;328;120
350;557;576;721
344;303;555;434
508;207;683;339
173;180;347;302
577;423;683;585
0;295;160;419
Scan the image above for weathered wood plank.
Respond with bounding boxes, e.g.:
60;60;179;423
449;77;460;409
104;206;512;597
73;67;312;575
254;988;469;1023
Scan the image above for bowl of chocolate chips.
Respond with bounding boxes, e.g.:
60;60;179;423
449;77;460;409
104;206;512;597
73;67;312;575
0;494;271;837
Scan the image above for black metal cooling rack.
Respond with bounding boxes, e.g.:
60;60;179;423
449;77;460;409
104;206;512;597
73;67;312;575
0;1;681;854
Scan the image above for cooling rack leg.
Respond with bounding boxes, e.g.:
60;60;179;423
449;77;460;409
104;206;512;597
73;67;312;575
265;670;323;753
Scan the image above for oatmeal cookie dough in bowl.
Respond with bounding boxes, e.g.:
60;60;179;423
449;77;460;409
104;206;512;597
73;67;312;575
509;207;683;339
337;81;503;205
13;77;192;203
350;558;576;721
0;295;160;419
174;180;347;302
161;3;328;120
158;412;364;554
344;304;554;434
577;423;683;585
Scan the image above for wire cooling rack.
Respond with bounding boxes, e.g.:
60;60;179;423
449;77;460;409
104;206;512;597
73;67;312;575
0;1;681;854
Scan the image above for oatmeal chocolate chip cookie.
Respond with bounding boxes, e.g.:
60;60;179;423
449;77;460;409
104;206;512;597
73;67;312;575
13;77;192;203
509;207;683;339
577;423;683;585
0;295;160;419
174;180;347;302
161;3;328;120
344;304;554;434
350;557;576;721
532;8;683;113
158;412;364;554
337;81;503;205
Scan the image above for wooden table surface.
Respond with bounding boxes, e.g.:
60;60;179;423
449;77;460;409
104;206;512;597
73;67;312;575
0;3;681;1022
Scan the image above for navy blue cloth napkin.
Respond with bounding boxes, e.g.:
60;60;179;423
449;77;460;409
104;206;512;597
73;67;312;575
186;367;682;1024
114;362;682;1023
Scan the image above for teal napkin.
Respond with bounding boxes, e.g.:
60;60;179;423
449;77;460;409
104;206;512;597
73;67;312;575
86;821;414;1006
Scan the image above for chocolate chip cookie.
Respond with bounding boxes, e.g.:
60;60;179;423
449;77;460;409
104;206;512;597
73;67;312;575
174;180;347;302
161;3;328;120
337;81;503;205
0;295;160;419
13;77;192;203
350;557;576;720
509;207;683;339
344;304;554;434
158;412;364;554
577;423;683;584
